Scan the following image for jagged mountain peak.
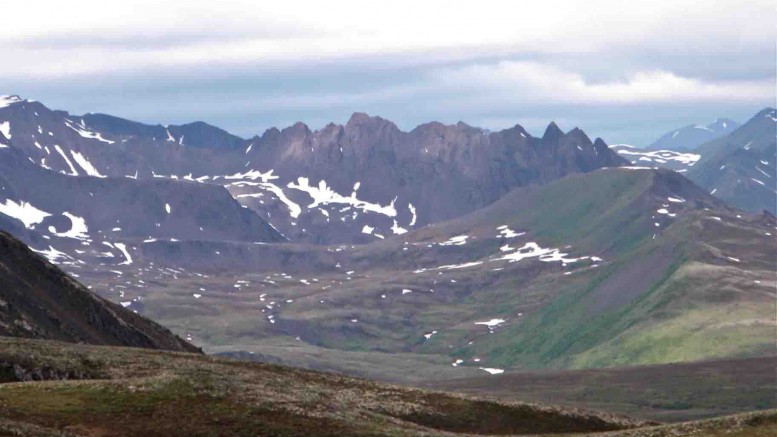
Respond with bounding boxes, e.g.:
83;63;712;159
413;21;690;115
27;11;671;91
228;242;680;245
277;121;313;143
259;126;281;140
565;127;593;144
344;112;400;136
346;111;373;125
542;121;564;142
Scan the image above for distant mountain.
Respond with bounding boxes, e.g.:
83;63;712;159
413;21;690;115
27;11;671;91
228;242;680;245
0;230;199;352
0;145;284;272
687;108;776;213
647;118;740;151
611;109;775;213
229;116;627;243
610;117;738;172
0;95;627;245
80;113;245;150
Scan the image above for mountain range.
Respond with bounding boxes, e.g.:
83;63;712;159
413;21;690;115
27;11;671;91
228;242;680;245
0;95;626;245
0;96;773;374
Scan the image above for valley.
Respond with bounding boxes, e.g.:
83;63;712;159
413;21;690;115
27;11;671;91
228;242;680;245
0;96;774;435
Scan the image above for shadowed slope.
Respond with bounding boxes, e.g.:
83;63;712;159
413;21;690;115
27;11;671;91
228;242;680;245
0;231;199;352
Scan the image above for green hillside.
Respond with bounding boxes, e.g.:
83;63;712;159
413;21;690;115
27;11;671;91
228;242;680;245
114;168;776;379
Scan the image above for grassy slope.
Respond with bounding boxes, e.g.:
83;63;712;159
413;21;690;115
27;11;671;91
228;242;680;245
0;337;646;437
72;169;774;381
418;170;775;370
1;337;775;437
466;214;775;370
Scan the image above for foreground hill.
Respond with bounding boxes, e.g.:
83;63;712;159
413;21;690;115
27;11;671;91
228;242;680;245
2;337;776;436
0;231;198;352
0;337;647;436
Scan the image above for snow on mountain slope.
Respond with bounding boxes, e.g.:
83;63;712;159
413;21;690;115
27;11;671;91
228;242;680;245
0;96;627;244
609;144;701;173
687;108;776;213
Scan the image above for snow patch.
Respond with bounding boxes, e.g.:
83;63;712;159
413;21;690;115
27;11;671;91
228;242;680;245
391;220;408;235
54;145;79;176
440;235;468;246
495;242;583;264
226;169;301;218
0;95;23;109
616;148;700;166
288;177;397;217
50;212;89;240
0;199;50;228
475;319;506;328
497;226;524;239
71;151;105;177
113;242;133;265
65;119;114;144
436;261;484;270
0;121;11;139
31;246;71;263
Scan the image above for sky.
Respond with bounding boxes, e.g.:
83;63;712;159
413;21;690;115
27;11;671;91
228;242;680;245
3;0;774;146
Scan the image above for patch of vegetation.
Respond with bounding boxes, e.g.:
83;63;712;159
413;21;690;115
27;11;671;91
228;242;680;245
0;336;650;436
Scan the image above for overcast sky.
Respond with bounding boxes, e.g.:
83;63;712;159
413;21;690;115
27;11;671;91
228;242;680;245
3;0;774;146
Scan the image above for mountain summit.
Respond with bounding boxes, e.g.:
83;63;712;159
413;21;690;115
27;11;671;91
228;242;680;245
648;117;741;151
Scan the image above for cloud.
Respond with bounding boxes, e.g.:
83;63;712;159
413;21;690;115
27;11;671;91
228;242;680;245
431;61;772;106
2;0;772;146
1;0;773;79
